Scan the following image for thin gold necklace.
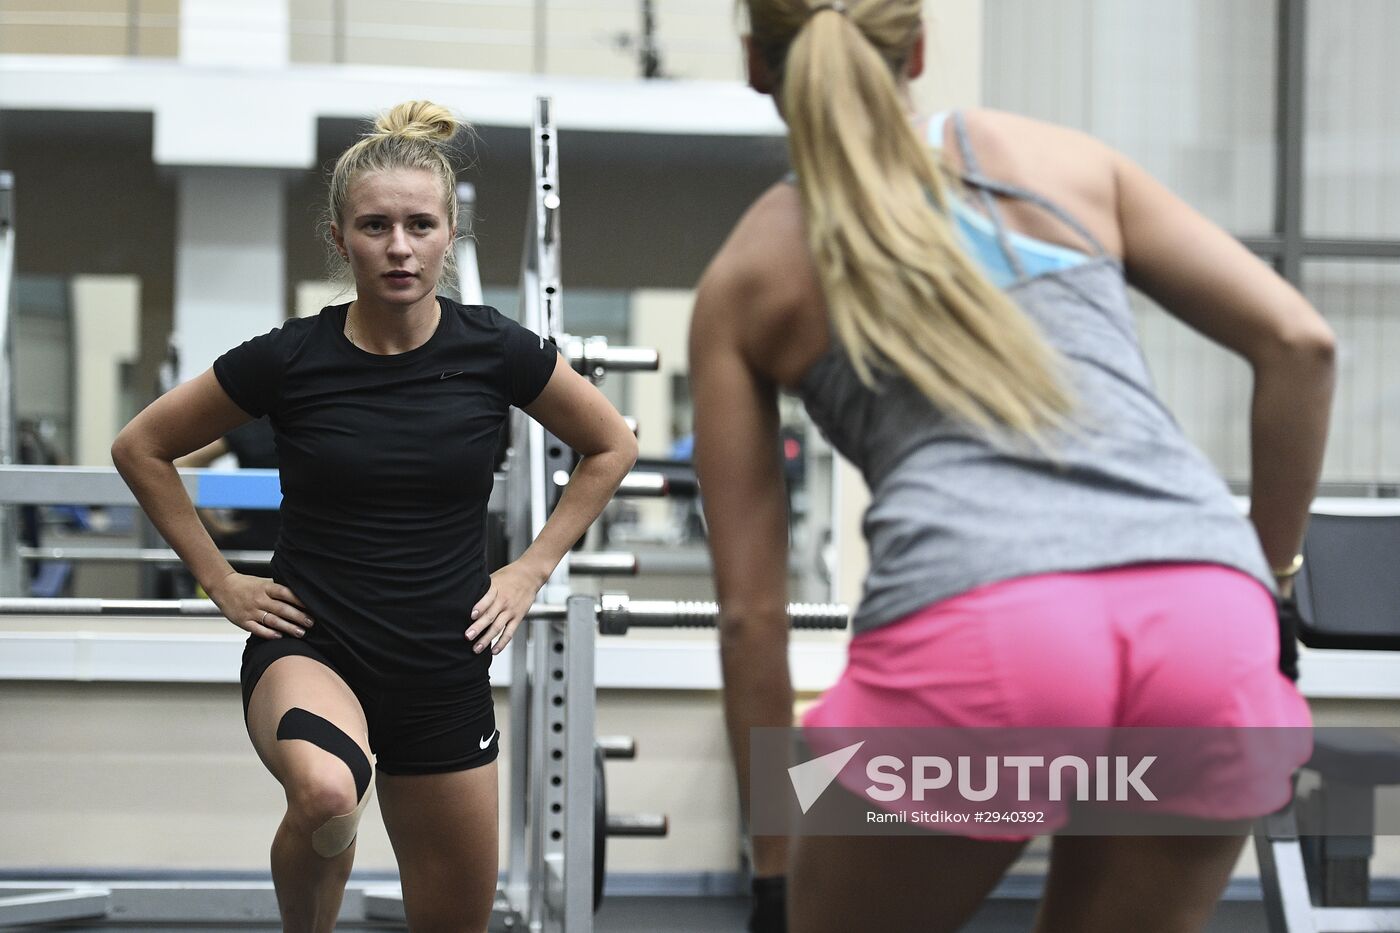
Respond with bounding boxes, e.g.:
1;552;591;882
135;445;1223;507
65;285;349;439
346;303;440;351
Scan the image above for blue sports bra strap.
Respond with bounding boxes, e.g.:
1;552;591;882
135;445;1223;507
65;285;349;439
962;174;1112;260
950;110;1027;280
949;110;1111;260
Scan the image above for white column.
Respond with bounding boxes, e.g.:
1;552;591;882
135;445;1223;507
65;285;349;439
629;290;692;460
629;289;693;536
915;0;985;113
831;456;870;608
179;0;290;68
173;169;285;384
71;276;141;466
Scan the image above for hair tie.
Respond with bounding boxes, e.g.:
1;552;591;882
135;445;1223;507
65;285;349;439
808;1;848;17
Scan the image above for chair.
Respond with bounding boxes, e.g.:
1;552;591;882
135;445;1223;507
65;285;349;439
1254;507;1400;932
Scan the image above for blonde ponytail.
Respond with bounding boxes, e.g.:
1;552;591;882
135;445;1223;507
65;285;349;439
752;0;1073;437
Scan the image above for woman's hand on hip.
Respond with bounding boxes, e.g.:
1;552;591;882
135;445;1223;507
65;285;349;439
467;562;545;655
207;572;314;640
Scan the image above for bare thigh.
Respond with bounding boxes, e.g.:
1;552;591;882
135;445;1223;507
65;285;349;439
245;654;372;808
790;831;1028;933
1035;833;1248;933
377;763;499;933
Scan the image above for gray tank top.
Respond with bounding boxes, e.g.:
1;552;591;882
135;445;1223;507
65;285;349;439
797;112;1272;634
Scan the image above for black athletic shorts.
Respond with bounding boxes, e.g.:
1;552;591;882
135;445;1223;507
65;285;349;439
240;635;499;775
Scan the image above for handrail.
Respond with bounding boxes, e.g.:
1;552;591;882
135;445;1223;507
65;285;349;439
0;595;850;631
15;545;639;576
0;464;685;508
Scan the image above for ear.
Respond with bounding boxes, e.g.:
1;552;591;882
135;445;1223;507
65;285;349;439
743;35;776;95
905;26;925;80
330;223;348;260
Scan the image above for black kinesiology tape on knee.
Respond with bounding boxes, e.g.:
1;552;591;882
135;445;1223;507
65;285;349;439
277;707;372;800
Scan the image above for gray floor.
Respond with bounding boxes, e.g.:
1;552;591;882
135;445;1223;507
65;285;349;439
600;895;1273;933
2;895;1274;932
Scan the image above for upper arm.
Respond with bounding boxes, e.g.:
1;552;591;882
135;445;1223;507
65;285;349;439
689;264;790;619
1115;153;1333;362
211;327;285;419
115;369;253;463
522;358;637;461
500;308;635;460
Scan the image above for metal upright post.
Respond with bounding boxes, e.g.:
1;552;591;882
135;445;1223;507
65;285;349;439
529;595;595;933
560;594;597;930
504;555;532;917
0;172;22;596
527;607;552;930
528;97;564;348
1275;0;1307;285
507;96;571;929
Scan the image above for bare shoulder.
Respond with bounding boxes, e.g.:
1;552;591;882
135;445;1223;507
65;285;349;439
955;108;1124;254
702;182;807;291
961;109;1116;174
694;181;815;342
693;181;826;386
970;108;1110;148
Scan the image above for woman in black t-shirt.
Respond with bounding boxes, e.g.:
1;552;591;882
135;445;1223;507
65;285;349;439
113;100;637;933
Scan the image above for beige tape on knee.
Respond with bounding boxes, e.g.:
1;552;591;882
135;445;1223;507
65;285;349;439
311;785;373;858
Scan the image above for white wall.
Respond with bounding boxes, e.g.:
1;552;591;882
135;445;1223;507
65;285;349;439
1305;0;1400;241
13;296;73;459
71;275;140;466
628;289;690;461
180;0;289;68
625;289;693;539
0;678;739;875
173;169;286;382
295;279;353;318
915;0;984;113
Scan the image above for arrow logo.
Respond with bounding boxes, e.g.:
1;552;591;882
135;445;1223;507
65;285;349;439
788;741;864;814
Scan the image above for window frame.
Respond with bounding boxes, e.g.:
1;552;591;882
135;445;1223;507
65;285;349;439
1242;0;1400;272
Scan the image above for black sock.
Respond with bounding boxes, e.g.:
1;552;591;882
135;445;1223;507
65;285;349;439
748;875;787;933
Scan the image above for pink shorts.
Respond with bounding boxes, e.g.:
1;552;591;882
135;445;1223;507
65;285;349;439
802;564;1312;836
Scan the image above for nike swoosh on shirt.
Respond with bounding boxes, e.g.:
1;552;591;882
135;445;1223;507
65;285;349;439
479;731;497;749
441;371;464;380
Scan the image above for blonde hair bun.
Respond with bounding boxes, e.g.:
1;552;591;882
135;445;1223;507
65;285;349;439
373;100;459;144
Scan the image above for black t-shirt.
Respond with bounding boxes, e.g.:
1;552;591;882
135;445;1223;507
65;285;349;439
213;299;559;686
225;417;278;468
